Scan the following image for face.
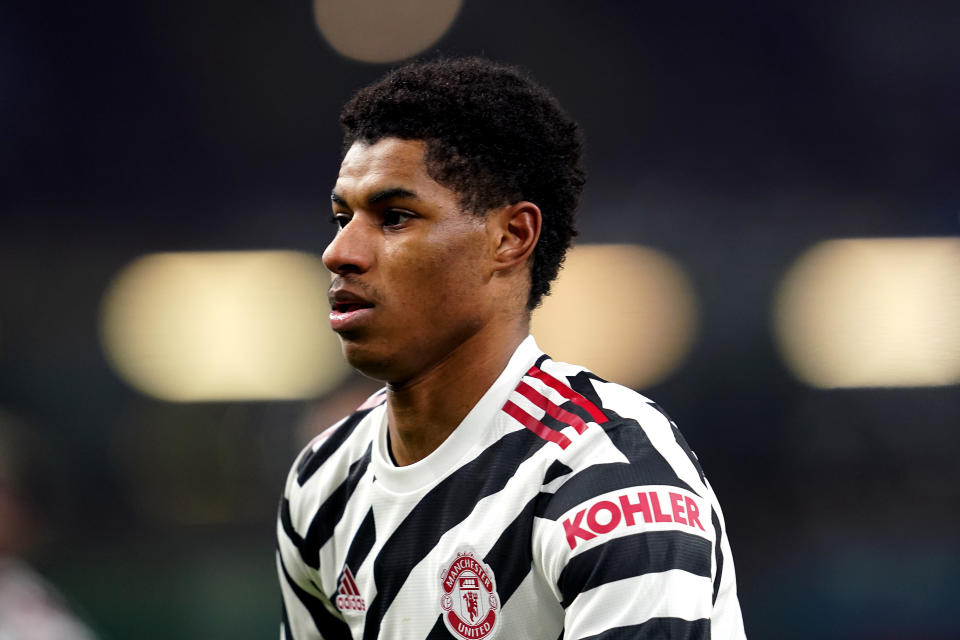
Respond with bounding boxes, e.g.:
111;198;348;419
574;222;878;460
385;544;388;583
324;138;495;383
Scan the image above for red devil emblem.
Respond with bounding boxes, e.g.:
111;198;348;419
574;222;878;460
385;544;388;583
439;550;500;639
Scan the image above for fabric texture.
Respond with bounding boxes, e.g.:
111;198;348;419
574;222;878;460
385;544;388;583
277;336;746;640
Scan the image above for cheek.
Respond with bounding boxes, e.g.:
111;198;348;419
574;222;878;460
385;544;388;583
387;234;487;311
435;231;488;291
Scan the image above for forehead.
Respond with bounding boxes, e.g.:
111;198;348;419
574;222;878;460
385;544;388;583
335;138;436;195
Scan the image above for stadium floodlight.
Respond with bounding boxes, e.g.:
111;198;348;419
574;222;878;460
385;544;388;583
100;250;350;401
773;237;960;388
313;0;462;63
532;244;699;389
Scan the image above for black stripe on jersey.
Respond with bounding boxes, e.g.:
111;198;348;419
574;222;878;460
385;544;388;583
557;531;711;608
362;428;549;640
424;615;448;639
484;492;548;605
648;400;707;484
564;374;700;496
579;618;709;640
563;370;607;406
279;497;305;549
544;460;573;485
278;551;352;640
535;459;696;521
567;368;608;385
553;399;597;429
670;421;706;484
644;401;672;423
538;406;583;436
423;491;549;640
335;508;376;599
534;360;607;387
281;604;294;640
299;444;372;570
597;416;694;481
711;509;724;605
297;409;374;486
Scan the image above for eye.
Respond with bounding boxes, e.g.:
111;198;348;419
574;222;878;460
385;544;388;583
330;212;351;229
383;209;414;228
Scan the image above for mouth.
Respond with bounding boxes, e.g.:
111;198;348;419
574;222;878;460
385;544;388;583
331;301;374;314
328;288;376;332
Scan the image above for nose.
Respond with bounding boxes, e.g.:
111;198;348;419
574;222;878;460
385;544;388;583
322;219;374;275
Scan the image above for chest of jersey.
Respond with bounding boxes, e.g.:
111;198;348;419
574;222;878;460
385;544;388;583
321;459;562;639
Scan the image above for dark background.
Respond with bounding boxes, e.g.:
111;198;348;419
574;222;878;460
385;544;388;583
1;0;958;637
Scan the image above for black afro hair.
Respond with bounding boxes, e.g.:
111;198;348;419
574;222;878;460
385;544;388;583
340;57;586;310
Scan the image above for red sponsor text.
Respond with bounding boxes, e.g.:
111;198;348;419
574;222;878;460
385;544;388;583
563;489;706;549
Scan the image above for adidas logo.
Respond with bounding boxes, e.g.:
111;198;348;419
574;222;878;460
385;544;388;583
336;565;366;612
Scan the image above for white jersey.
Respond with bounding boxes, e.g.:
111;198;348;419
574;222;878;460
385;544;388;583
277;336;746;640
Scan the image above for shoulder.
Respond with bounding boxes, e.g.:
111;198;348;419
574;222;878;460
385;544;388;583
518;358;721;625
525;356;707;492
281;388;385;527
520;356;714;550
500;354;708;517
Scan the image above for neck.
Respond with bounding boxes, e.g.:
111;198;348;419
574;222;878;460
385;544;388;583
385;320;528;466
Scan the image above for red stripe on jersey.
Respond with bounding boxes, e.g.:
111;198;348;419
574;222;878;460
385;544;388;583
515;381;589;435
502;400;573;450
527;366;608;424
340;565;360;596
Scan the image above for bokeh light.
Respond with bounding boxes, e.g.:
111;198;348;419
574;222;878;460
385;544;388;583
313;0;462;63
774;237;960;388
100;251;349;401
532;244;699;389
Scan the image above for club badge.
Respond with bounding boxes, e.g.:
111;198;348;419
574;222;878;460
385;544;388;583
439;549;500;639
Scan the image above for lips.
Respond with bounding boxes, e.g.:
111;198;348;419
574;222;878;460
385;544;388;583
331;300;373;314
328;286;375;332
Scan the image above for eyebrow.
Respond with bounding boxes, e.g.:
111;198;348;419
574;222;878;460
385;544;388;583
330;187;419;207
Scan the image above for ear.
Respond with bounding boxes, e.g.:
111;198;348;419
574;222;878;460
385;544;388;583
487;201;541;272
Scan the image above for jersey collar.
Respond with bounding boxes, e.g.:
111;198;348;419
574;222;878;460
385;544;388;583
371;335;542;494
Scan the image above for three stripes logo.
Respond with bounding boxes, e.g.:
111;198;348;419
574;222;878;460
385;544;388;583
335;565;366;613
502;365;608;450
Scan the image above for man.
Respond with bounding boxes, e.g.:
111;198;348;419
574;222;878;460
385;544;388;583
277;57;746;640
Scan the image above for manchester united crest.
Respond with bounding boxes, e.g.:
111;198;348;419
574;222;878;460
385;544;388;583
439;549;500;639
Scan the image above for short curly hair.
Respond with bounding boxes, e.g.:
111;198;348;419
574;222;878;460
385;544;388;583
340;57;586;310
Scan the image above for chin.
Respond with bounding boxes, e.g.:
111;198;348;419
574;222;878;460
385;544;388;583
339;338;398;382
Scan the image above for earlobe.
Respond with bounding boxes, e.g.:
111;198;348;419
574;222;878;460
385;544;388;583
491;201;541;271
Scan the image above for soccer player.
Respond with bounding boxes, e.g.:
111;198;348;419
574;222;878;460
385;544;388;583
277;57;746;640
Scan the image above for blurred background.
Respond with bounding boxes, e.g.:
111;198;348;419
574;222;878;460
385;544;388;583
1;0;958;637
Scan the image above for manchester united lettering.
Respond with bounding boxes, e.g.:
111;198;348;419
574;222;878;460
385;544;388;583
563;489;706;549
443;556;494;594
439;550;501;640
